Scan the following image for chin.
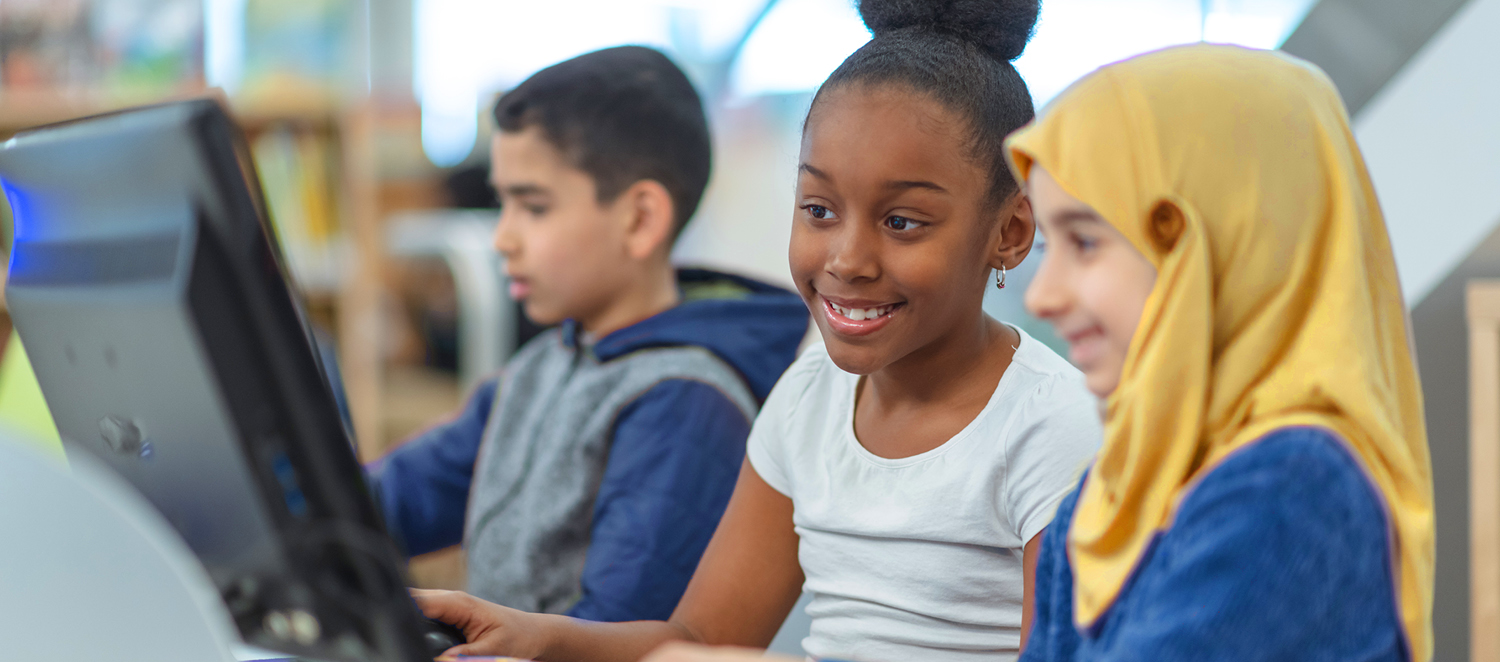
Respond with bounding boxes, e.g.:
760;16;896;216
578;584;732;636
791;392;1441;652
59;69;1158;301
819;334;892;376
1083;370;1119;399
521;300;566;328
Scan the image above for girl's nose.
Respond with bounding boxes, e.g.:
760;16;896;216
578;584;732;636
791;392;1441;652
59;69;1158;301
825;221;880;284
1025;253;1070;322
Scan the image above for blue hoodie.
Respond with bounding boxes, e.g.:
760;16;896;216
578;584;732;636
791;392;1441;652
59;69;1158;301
369;268;808;621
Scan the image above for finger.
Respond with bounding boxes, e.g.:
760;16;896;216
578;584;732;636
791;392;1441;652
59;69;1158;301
443;643;488;658
411;588;471;623
409;587;451;602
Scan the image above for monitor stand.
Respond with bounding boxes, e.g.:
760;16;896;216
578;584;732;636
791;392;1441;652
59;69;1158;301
0;435;241;662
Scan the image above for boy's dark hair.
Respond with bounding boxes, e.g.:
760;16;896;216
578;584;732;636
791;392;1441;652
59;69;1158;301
494;46;711;239
811;0;1039;211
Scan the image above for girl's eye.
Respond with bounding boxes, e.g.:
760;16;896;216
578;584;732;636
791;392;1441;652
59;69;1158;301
1071;232;1098;253
885;216;921;232
526;205;548;217
802;204;835;220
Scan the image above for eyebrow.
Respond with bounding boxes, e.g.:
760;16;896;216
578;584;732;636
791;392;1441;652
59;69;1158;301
1048;209;1105;226
497;183;549;198
799;163;948;194
798;163;830;181
885;179;947;193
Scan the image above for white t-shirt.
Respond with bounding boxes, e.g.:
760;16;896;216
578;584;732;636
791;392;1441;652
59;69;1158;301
748;327;1101;662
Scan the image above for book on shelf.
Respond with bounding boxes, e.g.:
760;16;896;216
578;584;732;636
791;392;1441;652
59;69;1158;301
251;122;347;294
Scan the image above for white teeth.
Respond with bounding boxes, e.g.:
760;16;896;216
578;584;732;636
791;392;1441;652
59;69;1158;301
831;302;896;321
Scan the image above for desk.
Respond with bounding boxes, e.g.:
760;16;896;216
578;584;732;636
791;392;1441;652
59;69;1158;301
232;644;527;662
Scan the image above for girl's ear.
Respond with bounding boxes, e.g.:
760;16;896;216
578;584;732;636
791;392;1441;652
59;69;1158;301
620;179;677;261
990;193;1036;271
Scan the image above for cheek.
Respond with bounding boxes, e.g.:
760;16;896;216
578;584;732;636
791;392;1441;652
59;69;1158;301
886;249;953;304
1086;261;1154;355
529;219;599;286
787;222;822;289
524;229;566;277
897;231;987;309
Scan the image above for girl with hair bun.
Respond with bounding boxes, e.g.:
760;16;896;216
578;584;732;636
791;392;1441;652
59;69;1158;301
415;2;1101;661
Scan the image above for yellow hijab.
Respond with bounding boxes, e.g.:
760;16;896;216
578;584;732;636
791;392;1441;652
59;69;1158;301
1005;45;1434;660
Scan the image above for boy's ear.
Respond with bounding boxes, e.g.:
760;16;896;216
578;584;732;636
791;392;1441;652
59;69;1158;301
619;179;677;261
990;193;1036;271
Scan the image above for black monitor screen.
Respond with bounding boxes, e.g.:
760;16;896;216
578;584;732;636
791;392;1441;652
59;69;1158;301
1;99;432;662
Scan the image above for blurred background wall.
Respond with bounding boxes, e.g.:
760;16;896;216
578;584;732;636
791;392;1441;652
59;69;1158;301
0;0;1333;459
1281;0;1500;659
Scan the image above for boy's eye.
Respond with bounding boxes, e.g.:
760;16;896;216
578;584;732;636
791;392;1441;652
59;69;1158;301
525;205;548;217
1071;232;1098;253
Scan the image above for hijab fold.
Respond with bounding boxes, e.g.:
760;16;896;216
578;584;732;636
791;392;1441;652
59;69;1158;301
1005;45;1433;661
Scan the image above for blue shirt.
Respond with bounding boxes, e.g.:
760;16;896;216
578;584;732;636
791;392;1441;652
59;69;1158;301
1023;426;1408;662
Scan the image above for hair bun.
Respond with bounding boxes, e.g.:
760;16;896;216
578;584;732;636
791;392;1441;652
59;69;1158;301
858;0;1040;62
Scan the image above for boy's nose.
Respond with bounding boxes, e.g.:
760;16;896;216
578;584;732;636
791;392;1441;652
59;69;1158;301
492;211;519;256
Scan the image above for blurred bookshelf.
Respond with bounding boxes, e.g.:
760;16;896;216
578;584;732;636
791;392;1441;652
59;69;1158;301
0;0;481;593
0;0;459;458
0;91;384;456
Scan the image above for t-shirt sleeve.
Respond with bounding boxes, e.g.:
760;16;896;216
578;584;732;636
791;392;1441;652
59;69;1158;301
1004;373;1102;545
745;346;822;497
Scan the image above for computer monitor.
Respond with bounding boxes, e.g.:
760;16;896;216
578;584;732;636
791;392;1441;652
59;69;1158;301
1;99;435;662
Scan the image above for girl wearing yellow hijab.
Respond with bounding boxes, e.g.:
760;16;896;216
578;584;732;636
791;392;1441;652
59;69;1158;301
1009;45;1433;661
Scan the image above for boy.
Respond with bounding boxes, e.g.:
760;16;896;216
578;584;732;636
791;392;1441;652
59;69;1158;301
368;46;808;623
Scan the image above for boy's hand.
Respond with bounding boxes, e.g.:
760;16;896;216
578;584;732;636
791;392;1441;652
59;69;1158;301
412;588;549;659
641;642;798;662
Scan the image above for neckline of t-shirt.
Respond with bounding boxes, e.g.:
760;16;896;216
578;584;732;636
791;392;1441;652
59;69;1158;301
839;324;1035;469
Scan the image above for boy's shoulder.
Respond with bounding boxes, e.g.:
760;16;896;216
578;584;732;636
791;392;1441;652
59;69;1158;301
592;269;810;402
507;326;570;369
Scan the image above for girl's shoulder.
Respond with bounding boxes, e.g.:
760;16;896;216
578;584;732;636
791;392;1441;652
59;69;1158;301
1006;324;1086;381
1120;427;1402;659
1185;427;1376;514
997;326;1098;429
1039;429;1403;660
1165;426;1392;566
1054;430;1379;556
1062;428;1386;557
758;342;855;420
779;341;847;388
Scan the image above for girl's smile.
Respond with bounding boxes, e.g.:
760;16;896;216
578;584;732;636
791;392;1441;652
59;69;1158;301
819;294;906;337
1059;323;1110;370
